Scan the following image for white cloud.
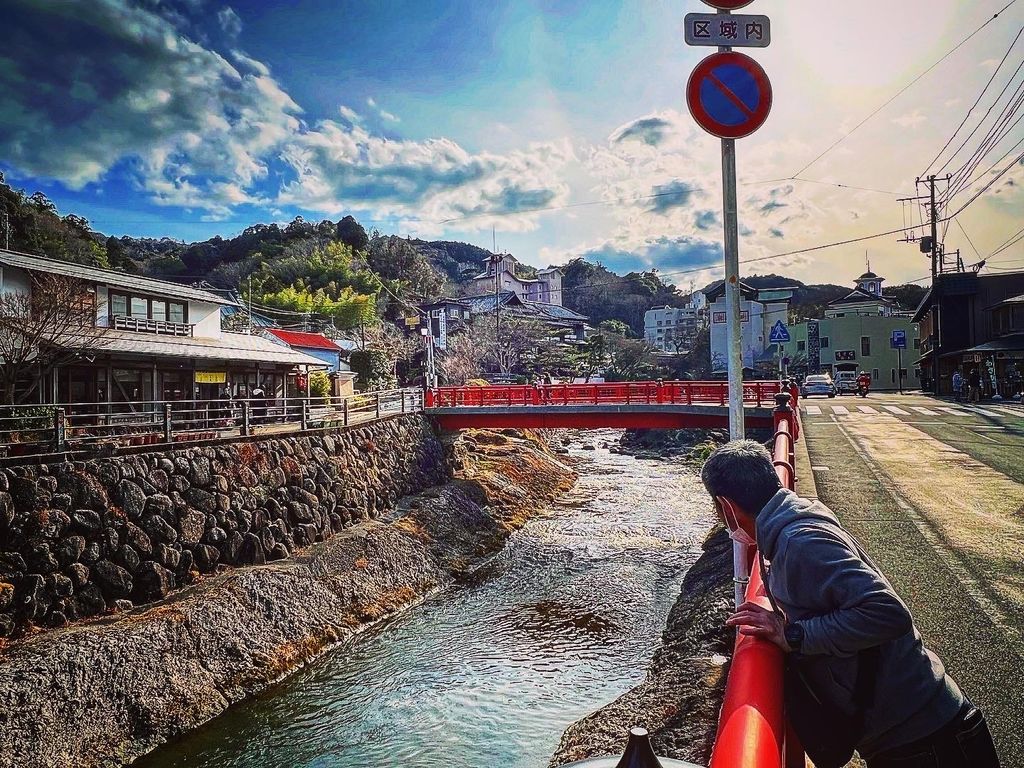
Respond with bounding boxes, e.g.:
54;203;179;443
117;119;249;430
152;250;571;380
217;6;242;38
893;110;928;129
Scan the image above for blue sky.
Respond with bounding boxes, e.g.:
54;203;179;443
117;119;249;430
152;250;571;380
2;0;1023;287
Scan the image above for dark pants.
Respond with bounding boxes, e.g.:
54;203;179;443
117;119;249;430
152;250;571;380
867;702;1000;768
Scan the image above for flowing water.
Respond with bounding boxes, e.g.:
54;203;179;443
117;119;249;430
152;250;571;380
139;431;715;768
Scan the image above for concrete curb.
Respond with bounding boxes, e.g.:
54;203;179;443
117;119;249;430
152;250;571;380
793;418;818;500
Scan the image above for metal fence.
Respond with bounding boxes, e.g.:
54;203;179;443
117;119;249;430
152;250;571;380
0;388;423;459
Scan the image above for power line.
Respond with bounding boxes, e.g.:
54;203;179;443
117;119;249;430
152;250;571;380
955;218;983;259
923;24;1024;176
791;0;1020;178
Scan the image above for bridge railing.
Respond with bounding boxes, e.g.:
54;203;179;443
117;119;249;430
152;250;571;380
425;380;784;408
710;391;802;768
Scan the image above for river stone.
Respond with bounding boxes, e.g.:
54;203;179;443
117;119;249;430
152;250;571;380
66;563;89;588
192;544;219;572
93;560;132;598
75;583;105;614
157;544;181;571
118;480;147;519
148;469;169;493
112;599;134;613
25;544;58;574
48;573;74;598
176;548;194;577
0;582;14;610
143;515;178;545
185;488;216;514
179;510;206;544
56;536;86;566
75;474;108;510
144;494;173;516
135;562;175;601
0;492;13;528
114;545;140;574
239;533;265;566
81;541;101;565
20;574;48;620
71;509;102;533
267;542;289;561
124;522;153;556
189;457;212;488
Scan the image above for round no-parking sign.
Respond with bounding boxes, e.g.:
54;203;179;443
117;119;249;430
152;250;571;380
701;0;755;8
686;51;772;139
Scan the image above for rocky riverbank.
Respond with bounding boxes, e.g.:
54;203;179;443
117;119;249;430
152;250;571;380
550;526;734;767
0;427;575;768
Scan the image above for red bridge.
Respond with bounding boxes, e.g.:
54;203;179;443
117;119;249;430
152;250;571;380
425;380;793;431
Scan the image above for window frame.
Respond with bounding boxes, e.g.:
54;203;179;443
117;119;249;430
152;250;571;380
861;335;871;357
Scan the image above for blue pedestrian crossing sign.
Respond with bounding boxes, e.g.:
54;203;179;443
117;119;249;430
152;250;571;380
769;320;790;344
891;330;907;349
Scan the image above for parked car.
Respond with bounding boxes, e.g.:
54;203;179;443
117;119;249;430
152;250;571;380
801;374;836;398
835;370;859;395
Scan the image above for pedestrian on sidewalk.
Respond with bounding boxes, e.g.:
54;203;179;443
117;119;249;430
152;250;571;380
952;369;963;403
701;440;1001;768
968;368;982;403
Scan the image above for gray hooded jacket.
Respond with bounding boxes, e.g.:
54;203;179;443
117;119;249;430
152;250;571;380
757;488;963;756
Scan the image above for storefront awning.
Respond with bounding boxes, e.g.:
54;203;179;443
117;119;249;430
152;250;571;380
964;333;1024;354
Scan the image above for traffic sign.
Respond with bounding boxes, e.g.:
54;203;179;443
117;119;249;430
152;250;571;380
686;51;773;139
701;0;755;9
769;320;790;344
891;330;908;349
685;13;770;48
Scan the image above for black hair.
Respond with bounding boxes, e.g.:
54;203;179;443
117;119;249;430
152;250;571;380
700;439;782;516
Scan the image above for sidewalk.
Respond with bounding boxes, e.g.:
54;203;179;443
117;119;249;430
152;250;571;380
802;416;1024;766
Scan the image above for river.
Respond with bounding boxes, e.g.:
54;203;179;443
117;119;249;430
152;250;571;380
138;431;715;768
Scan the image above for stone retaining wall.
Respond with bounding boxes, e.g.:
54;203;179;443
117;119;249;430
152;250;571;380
0;415;445;637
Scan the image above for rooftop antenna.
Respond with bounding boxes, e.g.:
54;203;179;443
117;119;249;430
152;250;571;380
865;251;871;274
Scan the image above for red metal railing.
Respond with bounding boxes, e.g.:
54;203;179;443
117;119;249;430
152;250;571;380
709;394;802;768
425;381;783;409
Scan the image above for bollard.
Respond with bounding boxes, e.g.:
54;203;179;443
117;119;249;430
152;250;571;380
561;727;699;768
163;403;172;443
53;408;66;452
242;401;251;436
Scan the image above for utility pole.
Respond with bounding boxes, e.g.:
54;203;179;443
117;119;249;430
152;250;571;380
247;273;253;335
918;174;949;395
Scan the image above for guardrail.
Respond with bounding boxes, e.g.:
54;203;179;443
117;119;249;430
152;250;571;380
709;390;802;768
425;381;784;408
0;388;423;460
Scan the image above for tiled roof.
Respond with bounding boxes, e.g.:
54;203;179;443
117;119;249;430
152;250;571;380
55;329;327;366
265;328;342;351
0;248;230;306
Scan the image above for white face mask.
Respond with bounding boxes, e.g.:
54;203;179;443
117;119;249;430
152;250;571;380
720;499;756;547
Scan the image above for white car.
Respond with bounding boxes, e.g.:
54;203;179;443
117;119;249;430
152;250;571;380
835;371;859;395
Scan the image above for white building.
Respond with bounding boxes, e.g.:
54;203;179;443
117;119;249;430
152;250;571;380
469;254;563;306
704;282;794;373
644;306;700;353
0;248;325;405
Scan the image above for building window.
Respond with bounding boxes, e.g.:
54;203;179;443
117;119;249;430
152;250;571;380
861;336;871;357
797;341;806;351
914;338;921;349
891;368;896;384
111;293;127;317
873;368;879;380
168;302;186;324
820;337;830;348
130;296;147;319
151;300;167;322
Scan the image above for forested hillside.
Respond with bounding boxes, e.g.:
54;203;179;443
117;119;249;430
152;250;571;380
0;174;926;336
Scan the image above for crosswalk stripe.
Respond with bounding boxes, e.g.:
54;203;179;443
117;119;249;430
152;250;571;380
938;407;969;416
883;406;910;416
857;406;878;414
804;405;822;415
986;406;1023;418
832;405;850;415
966;406;1008;418
911;407;937;416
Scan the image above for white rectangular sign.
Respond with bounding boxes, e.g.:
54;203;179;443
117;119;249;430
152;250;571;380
684;13;771;48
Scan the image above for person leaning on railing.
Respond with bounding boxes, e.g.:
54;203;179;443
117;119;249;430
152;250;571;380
700;440;1001;768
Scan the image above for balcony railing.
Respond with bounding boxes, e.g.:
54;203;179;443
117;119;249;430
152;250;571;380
112;315;194;336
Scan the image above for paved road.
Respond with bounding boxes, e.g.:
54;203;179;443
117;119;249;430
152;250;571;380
801;393;1024;484
801;397;1024;766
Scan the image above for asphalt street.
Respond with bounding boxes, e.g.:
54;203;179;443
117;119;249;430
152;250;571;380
801;394;1024;767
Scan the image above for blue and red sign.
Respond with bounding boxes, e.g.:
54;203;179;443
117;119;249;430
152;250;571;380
686;51;772;139
701;0;755;8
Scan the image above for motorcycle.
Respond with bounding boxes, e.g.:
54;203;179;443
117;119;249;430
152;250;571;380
856;382;869;398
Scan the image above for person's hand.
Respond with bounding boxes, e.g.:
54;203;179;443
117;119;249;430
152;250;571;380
726;601;791;652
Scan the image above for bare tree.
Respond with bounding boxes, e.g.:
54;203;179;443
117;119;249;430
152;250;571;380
437;331;487;385
476;314;551;376
0;273;110;404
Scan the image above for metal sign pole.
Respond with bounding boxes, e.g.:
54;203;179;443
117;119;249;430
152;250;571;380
723;138;745;442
